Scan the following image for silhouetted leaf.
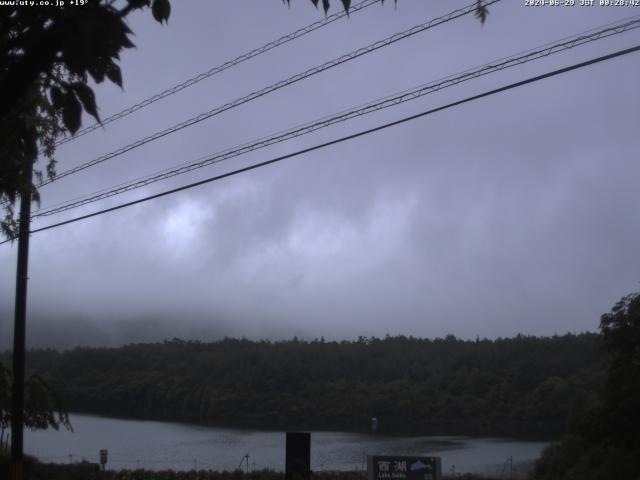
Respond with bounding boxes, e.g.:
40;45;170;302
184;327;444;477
71;83;100;123
475;0;488;24
0;0;175;240
132;0;150;6
290;0;397;13
46;159;57;180
152;0;171;24
61;91;82;134
105;63;123;88
49;86;65;111
86;64;105;84
120;33;135;49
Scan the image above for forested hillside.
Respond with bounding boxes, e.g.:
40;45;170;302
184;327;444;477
532;293;640;479
11;334;604;437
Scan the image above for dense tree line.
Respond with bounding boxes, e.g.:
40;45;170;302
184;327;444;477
2;333;603;437
0;362;71;450
532;293;640;479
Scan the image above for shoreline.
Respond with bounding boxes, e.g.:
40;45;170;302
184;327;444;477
65;411;561;441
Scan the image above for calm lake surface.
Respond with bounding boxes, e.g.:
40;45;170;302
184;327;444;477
25;414;548;476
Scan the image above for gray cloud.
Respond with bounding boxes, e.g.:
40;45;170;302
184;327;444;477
1;0;639;349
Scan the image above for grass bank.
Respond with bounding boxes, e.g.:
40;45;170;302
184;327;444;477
0;456;504;480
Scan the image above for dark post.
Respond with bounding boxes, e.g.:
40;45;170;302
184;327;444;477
285;432;311;480
10;158;33;480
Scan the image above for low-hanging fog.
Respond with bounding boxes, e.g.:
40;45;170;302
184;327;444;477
1;1;639;349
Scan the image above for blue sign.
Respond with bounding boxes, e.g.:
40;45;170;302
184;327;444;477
367;456;441;480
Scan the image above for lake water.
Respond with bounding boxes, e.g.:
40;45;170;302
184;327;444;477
25;414;548;476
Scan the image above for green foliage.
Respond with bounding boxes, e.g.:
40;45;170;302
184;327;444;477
284;0;399;17
532;293;640;480
284;0;489;25
532;434;640;480
599;292;640;441
1;0;492;239
0;361;72;450
0;0;172;238
284;0;357;15
11;333;604;437
0;459;498;480
0;362;9;449
0;450;38;479
0;85;64;238
152;0;171;24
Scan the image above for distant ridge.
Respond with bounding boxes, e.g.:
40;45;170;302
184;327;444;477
9;333;604;438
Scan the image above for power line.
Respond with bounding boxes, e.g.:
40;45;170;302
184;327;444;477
39;0;501;187
54;0;380;146
2;43;636;245
36;14;640;215
0;0;380;208
31;16;640;219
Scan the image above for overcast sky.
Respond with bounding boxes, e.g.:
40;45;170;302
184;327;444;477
1;0;639;349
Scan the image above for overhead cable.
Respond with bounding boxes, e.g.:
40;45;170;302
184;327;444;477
55;0;381;146
41;0;502;187
2;43;636;245
32;16;640;218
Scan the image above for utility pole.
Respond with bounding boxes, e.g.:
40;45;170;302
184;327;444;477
10;158;33;480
